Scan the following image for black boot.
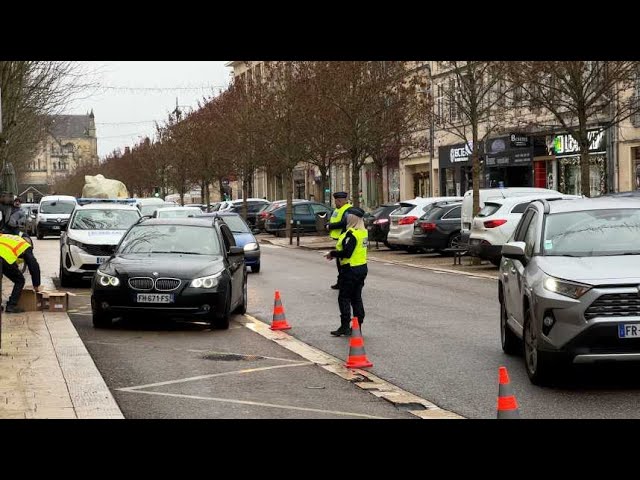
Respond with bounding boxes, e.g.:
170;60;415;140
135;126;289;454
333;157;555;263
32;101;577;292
330;326;352;336
5;304;24;313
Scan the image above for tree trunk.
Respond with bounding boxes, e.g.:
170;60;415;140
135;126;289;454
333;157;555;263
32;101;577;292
319;165;328;206
472;129;481;266
375;163;384;205
218;178;225;201
580;148;591;197
350;157;361;209
284;169;293;238
205;181;210;211
242;174;249;220
200;179;205;205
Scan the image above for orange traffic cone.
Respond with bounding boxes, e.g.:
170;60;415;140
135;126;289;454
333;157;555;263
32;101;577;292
345;317;373;369
497;366;520;419
270;290;291;331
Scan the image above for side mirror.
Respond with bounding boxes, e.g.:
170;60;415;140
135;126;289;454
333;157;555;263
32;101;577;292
251;228;260;235
229;246;244;256
502;241;526;263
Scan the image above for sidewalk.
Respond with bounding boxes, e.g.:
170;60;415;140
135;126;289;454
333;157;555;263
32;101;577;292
0;244;123;419
257;233;499;280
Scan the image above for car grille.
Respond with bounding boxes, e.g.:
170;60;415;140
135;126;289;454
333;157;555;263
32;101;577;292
585;293;640;320
155;278;181;291
128;277;154;290
82;244;116;257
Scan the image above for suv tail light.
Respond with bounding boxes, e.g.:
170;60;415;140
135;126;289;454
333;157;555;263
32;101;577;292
373;218;389;225
398;216;418;225
268;213;276;220
484;219;507;228
419;222;437;232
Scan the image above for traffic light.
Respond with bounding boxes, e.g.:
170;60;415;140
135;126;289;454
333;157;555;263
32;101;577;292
153;186;160;197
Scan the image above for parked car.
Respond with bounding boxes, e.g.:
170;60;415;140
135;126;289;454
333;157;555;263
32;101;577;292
91;217;247;329
469;193;579;265
460;187;562;247
20;203;39;236
264;201;332;235
154;206;203;218
256;199;306;231
411;201;463;252
198;212;261;273
135;197;166;217
387;197;462;251
218;198;269;212
499;196;640;385
230;199;271;229
36;195;77;239
60;202;141;286
364;203;400;249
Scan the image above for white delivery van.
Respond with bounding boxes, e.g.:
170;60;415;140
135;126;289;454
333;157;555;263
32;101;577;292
36;195;78;239
460;187;562;246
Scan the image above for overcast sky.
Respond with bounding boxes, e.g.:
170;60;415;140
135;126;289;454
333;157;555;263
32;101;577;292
70;61;231;158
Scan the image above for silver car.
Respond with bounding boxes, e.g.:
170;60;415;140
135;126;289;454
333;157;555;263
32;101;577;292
499;196;640;385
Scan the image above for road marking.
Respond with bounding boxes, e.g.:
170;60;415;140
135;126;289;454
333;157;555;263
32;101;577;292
185;349;305;363
240;314;464;419
117;362;313;391
119;389;388;418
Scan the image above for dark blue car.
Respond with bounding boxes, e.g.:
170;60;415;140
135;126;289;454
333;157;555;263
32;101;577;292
198;212;261;273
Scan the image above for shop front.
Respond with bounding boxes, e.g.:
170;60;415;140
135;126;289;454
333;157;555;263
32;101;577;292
484;134;534;188
438;142;480;197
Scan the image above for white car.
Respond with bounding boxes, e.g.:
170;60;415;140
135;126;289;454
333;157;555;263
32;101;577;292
469;193;579;265
387;196;462;250
60;203;141;286
36;195;77;239
154;206;203;218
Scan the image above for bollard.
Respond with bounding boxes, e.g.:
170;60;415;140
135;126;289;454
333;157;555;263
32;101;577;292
296;220;300;246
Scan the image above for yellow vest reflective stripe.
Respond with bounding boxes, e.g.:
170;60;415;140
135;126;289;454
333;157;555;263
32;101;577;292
336;228;368;267
0;235;30;265
329;203;353;240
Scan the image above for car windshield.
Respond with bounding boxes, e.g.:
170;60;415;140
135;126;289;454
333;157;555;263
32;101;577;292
118;225;222;255
72;209;140;230
219;216;250;233
157;209;201;218
140;205;161;216
40;200;75;214
544;208;640;257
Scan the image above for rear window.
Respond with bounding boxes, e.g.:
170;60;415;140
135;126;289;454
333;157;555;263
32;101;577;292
477;203;502;217
394;204;416;216
40;200;76;214
510;202;532;214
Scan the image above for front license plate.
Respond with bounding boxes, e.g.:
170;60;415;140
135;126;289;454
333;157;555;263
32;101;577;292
618;324;640;338
96;257;108;264
136;293;174;303
52;226;60;230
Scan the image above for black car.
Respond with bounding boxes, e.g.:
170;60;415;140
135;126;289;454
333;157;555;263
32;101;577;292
91;217;247;329
411;201;462;252
231;200;271;229
264;201;333;235
364;203;399;249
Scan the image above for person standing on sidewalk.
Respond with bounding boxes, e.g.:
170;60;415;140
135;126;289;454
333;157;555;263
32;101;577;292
325;209;368;336
0;233;34;313
326;192;352;290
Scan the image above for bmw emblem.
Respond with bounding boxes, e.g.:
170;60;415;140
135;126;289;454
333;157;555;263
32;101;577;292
152;272;159;276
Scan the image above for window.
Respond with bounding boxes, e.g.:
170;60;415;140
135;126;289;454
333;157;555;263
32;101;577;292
514;209;535;242
523;212;539;257
511;202;532;214
436;83;444;124
220;224;236;252
310;203;330;214
293;204;310;216
442;206;462;219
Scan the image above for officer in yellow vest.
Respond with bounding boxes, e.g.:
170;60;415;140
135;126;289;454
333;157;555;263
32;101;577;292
324;209;368;336
0;233;32;313
326;192;353;290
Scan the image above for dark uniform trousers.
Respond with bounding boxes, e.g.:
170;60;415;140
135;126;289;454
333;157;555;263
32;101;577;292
1;259;25;307
337;264;368;330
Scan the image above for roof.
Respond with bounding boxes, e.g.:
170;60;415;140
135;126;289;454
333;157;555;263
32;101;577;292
138;218;216;227
544;197;640;214
49;115;94;139
75;203;139;211
157;206;202;211
197;212;240;217
483;193;579;206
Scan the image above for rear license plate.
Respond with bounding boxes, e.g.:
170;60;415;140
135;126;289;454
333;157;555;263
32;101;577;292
96;257;108;264
52;226;60;230
136;293;174;303
618;324;640;338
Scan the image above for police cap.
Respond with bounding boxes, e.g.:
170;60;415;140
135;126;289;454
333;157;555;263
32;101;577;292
332;192;348;199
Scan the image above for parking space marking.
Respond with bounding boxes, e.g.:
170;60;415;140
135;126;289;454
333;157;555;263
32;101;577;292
119;389;388;418
117;361;313;392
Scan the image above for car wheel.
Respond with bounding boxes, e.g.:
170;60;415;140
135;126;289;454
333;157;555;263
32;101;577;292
523;307;555;386
500;298;520;355
59;255;75;288
383;241;399;251
211;288;231;330
490;257;501;267
448;232;462;249
251;263;260;273
234;276;247;314
36;228;43;240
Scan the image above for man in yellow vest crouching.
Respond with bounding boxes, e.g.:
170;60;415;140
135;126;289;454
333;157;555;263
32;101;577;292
0;233;32;313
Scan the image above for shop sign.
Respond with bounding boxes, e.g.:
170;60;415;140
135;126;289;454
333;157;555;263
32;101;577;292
509;133;530;148
553;129;606;157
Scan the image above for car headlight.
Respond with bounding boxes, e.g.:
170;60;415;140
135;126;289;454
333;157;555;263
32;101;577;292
543;276;591;299
97;271;120;287
67;238;84;249
243;242;259;252
190;272;222;289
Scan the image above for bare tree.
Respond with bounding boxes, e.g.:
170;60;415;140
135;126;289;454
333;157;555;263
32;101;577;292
508;61;640;196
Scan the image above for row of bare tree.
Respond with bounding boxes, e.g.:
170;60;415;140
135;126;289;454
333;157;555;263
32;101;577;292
53;61;640;232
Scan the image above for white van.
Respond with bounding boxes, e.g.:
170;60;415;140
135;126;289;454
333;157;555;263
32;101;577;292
36;195;78;239
460;187;561;245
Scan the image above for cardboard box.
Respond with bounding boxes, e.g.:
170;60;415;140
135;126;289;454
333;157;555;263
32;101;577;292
16;287;45;312
43;292;69;312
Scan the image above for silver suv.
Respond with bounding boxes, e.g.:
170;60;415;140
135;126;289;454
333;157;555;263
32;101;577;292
499;196;640;385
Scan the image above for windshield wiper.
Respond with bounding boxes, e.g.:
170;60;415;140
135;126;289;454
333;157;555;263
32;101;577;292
149;251;200;255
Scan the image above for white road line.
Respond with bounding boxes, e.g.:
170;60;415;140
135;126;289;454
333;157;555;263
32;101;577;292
120;389;388;419
117;362;313;392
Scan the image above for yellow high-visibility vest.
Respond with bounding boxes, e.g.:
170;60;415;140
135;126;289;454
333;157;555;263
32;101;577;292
329;203;353;240
0;234;31;265
336;228;368;267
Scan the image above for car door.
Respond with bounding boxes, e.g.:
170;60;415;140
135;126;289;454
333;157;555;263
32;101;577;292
503;209;535;327
220;223;243;306
309;203;331;231
292;204;312;231
440;205;462;238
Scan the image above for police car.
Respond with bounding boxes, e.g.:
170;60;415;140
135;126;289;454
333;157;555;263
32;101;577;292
59;201;141;286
